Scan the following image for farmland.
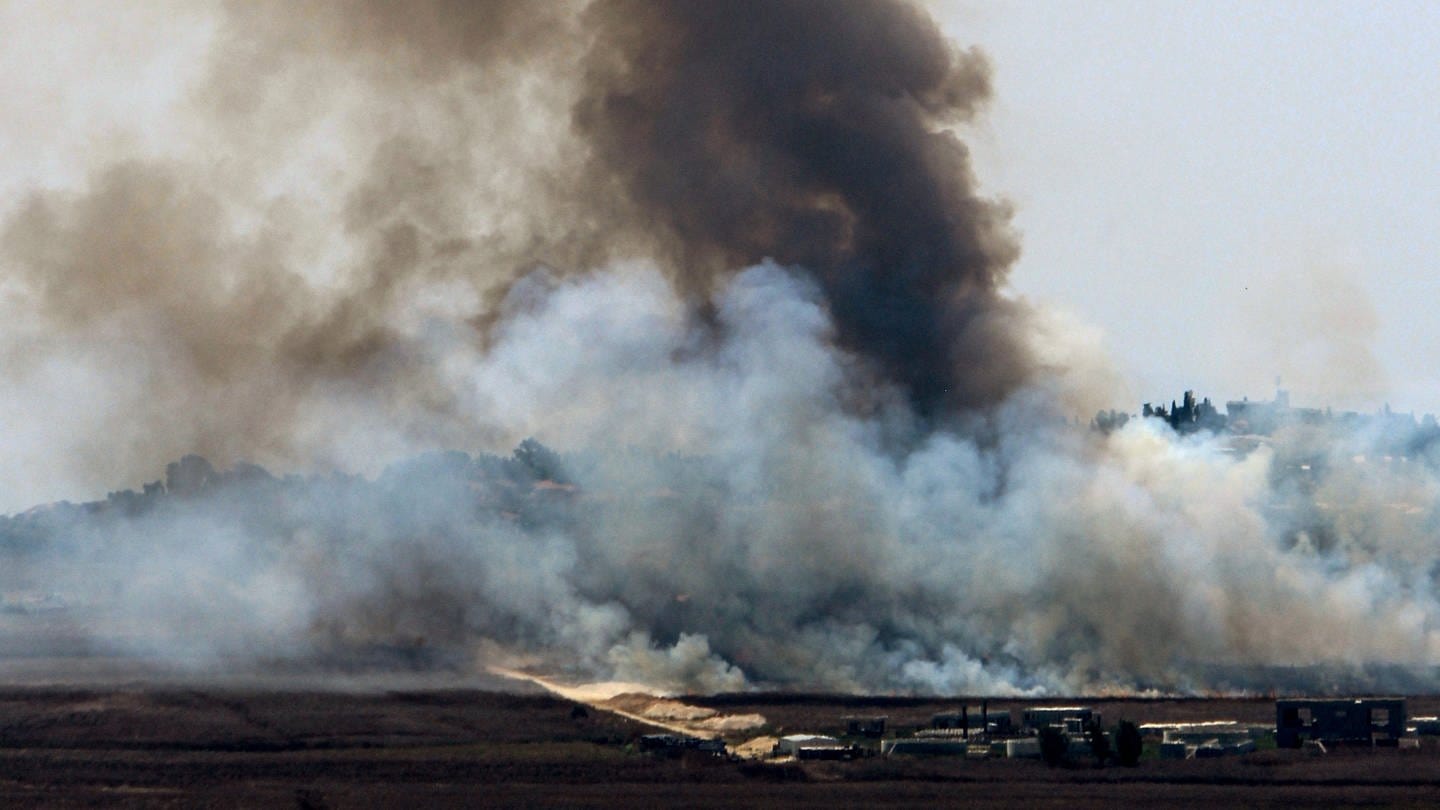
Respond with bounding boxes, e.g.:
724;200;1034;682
3;686;1440;808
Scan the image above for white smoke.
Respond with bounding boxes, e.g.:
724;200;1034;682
3;0;1440;696
447;264;1440;692
259;263;1440;692
7;250;1440;695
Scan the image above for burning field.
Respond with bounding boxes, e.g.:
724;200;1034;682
8;1;1440;803
2;0;1440;729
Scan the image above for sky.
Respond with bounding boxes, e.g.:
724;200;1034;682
940;0;1440;415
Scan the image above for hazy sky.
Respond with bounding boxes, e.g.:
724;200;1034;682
941;0;1440;414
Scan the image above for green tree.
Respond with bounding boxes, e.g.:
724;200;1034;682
1038;726;1068;767
513;438;568;483
1086;719;1111;767
1115;720;1143;767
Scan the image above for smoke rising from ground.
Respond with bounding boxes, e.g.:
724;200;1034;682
1;1;1438;695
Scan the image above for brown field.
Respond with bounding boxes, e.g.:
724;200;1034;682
3;686;1440;808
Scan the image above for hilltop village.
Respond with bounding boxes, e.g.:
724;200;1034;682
1093;387;1440;460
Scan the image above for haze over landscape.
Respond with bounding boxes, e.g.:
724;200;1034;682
2;1;1440;697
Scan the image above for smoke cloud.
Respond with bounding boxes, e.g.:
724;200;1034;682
1;1;1438;696
571;0;1031;415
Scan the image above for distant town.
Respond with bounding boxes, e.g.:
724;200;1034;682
1093;386;1440;459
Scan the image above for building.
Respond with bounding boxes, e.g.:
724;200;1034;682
1022;706;1098;735
1276;698;1406;748
1145;721;1265;759
881;738;969;757
930;702;1012;737
774;734;843;757
843;716;887;738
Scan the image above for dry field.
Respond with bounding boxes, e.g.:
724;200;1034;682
2;686;1440;808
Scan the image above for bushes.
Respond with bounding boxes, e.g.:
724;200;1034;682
1115;721;1143;766
1038;726;1069;766
1086;720;1111;766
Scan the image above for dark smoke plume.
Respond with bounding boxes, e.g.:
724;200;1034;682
574;0;1031;415
224;0;1035;416
0;0;1031;497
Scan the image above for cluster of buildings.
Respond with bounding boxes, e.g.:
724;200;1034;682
642;697;1430;764
767;704;1109;762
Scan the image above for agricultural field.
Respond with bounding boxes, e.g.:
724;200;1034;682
3;685;1440;808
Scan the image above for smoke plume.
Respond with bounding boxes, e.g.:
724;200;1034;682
571;0;1031;415
1;1;1438;696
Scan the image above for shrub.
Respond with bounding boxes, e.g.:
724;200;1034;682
1086;719;1111;766
1115;721;1143;767
1038;726;1069;766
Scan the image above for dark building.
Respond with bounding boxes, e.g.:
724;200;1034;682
1021;706;1097;735
843;716;887;738
931;702;1012;737
1276;698;1406;748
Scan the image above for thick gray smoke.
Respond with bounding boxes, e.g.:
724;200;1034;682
571;0;1031;415
1;1;1438;695
0;0;1025;498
